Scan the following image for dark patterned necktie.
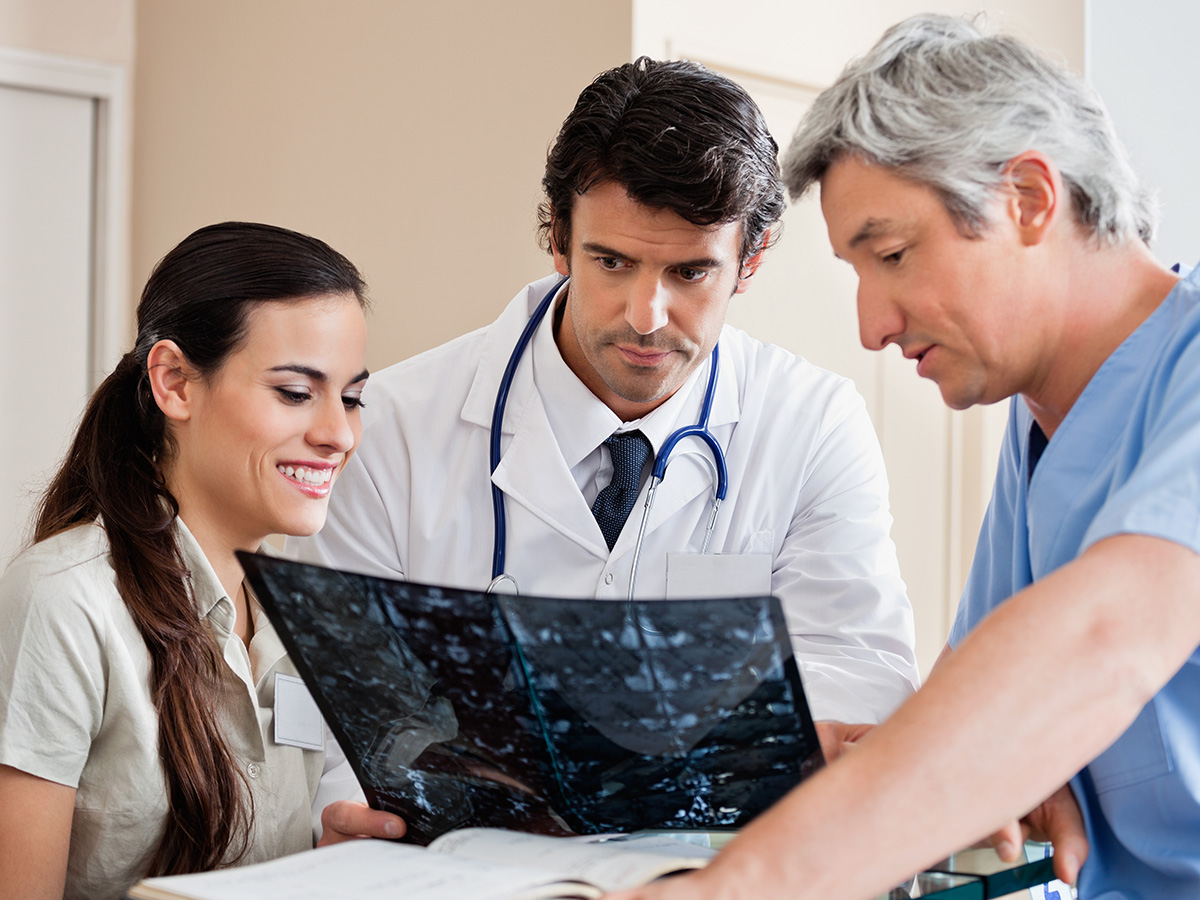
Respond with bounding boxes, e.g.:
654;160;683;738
591;430;652;551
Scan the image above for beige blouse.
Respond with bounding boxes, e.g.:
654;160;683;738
0;520;358;900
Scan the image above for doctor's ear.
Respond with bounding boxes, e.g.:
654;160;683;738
736;228;770;294
552;243;570;278
1002;152;1060;246
146;340;201;422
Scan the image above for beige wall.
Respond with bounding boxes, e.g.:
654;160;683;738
132;0;633;374
0;0;134;61
131;0;1082;375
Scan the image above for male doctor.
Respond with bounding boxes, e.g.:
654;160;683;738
292;57;919;727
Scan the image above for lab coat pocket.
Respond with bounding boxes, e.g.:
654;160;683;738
1087;698;1173;794
665;552;772;599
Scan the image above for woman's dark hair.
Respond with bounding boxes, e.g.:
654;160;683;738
538;57;785;267
34;221;367;876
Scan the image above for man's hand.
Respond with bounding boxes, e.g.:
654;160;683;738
317;800;406;846
988;783;1088;885
815;721;873;762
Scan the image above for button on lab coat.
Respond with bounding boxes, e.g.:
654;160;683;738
292;275;919;723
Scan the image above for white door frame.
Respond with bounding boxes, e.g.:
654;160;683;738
0;46;129;389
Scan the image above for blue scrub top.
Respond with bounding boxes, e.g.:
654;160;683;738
951;264;1200;898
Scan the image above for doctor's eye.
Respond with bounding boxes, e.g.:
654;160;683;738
596;256;627;271
677;266;708;283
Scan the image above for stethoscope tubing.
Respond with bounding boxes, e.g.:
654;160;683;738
651;347;726;495
489;278;565;583
489;276;727;594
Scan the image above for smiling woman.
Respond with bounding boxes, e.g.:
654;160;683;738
0;222;404;900
158;294;370;557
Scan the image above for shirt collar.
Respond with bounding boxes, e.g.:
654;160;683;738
176;520;289;682
174;516;229;621
246;578;287;687
533;287;711;467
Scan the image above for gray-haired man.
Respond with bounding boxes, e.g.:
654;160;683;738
610;14;1200;900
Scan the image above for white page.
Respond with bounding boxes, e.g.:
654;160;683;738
430;829;714;892
128;840;599;900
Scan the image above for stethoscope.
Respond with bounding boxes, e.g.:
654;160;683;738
487;277;728;600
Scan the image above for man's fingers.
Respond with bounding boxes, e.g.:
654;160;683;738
988;819;1026;862
994;785;1088;886
1037;787;1088;885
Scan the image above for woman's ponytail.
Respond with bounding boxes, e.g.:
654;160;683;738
35;348;254;875
33;222;366;875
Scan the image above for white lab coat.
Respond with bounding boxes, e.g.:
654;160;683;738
291;275;919;723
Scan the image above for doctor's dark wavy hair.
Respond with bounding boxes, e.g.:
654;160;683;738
34;221;367;877
782;14;1156;244
538;56;785;267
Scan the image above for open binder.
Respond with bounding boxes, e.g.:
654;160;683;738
236;552;824;845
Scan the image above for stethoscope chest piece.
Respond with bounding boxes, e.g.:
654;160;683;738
487;573;519;595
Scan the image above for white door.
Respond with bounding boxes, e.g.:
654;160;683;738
0;82;95;568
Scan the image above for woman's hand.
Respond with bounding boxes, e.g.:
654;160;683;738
317;799;406;846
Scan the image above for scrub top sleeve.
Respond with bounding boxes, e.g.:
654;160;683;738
1082;335;1200;557
0;558;108;787
773;390;920;723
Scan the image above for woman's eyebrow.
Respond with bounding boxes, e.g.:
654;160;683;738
270;364;327;382
270;364;370;383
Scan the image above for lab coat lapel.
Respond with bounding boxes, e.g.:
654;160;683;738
460;289;744;563
609;334;743;556
460;277;557;430
465;276;610;560
491;387;611;560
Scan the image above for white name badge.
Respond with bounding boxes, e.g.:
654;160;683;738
274;673;325;751
665;552;772;599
